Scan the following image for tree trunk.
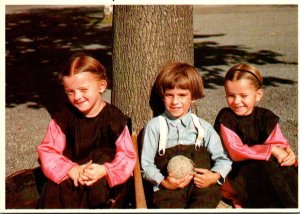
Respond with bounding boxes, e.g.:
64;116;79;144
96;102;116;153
112;5;193;133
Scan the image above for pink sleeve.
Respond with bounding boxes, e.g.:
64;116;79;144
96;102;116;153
220;123;290;162
264;124;288;148
220;124;272;161
103;126;137;187
38;119;77;184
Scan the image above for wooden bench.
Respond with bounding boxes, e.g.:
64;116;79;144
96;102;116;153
131;132;147;208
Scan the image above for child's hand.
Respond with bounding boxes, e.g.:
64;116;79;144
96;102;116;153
67;165;84;187
160;172;193;190
271;146;288;164
281;146;296;166
80;163;107;186
68;165;80;187
68;160;93;187
193;168;220;188
77;160;93;185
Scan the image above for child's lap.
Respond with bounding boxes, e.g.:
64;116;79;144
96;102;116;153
154;144;211;177
227;157;298;208
230;157;297;181
152;182;221;208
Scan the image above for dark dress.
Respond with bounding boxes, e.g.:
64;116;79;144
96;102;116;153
37;103;133;208
214;107;298;208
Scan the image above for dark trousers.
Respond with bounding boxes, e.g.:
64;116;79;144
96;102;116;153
153;181;221;208
152;144;222;208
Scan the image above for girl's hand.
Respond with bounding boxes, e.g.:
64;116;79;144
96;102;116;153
193;168;220;188
80;163;107;186
281;146;296;166
68;160;93;187
160;172;193;190
77;160;93;185
68;165;83;187
271;146;288;164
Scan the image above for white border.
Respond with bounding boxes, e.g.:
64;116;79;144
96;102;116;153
1;0;300;5
1;1;299;213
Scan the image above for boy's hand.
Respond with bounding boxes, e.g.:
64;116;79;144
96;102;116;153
193;168;220;188
161;172;193;190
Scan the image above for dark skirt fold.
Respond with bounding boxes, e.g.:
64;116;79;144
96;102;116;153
228;157;298;208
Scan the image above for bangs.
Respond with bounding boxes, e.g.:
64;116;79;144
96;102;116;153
156;62;204;99
163;75;191;91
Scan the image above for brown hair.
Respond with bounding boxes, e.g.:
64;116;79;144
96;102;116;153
225;63;263;90
155;62;204;100
60;52;108;83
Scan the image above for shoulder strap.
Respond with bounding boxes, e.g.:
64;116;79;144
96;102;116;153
158;114;205;155
191;113;205;150
158;115;168;156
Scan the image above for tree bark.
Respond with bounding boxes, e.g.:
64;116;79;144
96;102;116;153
112;5;193;133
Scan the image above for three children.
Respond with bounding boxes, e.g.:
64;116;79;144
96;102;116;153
37;54;297;209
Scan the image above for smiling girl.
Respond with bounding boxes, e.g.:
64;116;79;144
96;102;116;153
214;63;298;208
37;53;136;208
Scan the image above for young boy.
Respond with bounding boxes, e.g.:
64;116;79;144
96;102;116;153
141;62;232;208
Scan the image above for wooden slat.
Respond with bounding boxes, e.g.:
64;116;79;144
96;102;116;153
131;132;147;208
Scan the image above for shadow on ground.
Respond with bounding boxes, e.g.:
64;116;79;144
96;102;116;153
6;6;111;116
194;39;297;89
5;6;297;116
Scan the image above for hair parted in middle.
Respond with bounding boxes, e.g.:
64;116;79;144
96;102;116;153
154;62;204;100
60;52;108;83
225;63;263;90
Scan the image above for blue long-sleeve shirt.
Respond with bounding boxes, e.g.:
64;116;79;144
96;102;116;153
141;110;232;191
